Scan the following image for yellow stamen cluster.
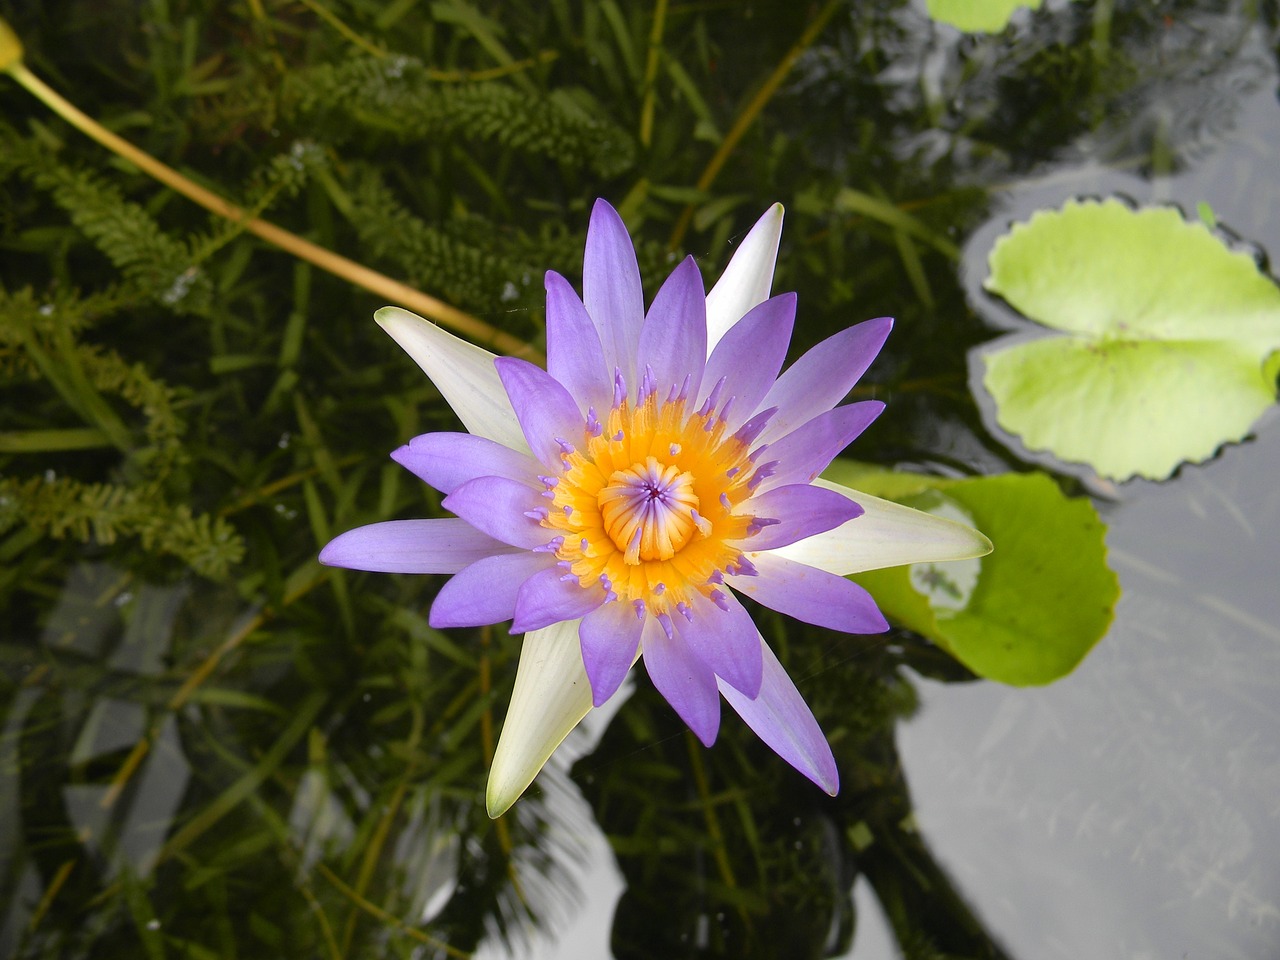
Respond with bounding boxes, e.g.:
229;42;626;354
543;391;760;617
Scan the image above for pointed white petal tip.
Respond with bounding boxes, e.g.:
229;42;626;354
970;528;994;557
373;306;529;453
772;480;993;576
705;203;786;352
373;304;427;339
485;619;593;818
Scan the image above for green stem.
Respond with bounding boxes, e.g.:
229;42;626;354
685;730;752;935
297;0;388;58
316;864;472;958
339;705;425;956
668;0;842;250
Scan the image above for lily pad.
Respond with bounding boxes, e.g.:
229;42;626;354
978;199;1280;481
926;0;1044;33
826;462;1118;686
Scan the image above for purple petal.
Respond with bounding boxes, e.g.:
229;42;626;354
583;199;644;384
727;553;889;634
758;316;893;443
511;566;607;633
579;601;644;706
719;638;839;795
430;552;554;627
494;357;585;468
736;484;864;551
319;518;510;573
636;256;706;401
679;591;763;699
442;476;553;549
755;401;885;490
391;432;540;494
700;293;795;430
641;615;721;747
545;271;611;414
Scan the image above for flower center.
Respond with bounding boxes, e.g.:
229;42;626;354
598;457;703;563
535;372;773;617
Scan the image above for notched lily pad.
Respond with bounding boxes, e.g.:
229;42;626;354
926;0;1044;33
826;462;1118;686
976;198;1280;481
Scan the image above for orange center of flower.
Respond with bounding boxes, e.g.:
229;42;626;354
541;383;768;618
598;457;701;563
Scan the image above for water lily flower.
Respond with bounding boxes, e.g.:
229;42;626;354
321;200;992;817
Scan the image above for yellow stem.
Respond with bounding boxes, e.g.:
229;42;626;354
639;0;669;148
294;874;345;960
219;454;362;517
242;0;287;74
4;61;541;362
101;566;328;810
685;729;754;933
27;859;76;932
426;50;559;83
668;0;842;250
99;738;151;811
340;705;425;956
297;0;388;58
317;864;472;958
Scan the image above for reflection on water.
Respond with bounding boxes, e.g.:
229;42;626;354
2;567;189;892
903;38;1280;947
3;0;1280;957
898;421;1280;959
905;497;982;613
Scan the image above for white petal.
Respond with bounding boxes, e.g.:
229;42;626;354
487;619;592;817
375;306;530;454
766;479;993;575
704;204;784;353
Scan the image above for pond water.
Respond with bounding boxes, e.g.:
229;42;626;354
2;1;1278;958
894;418;1280;960
893;56;1280;956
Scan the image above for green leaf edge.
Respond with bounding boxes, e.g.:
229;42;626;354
828;462;1119;686
978;198;1280;481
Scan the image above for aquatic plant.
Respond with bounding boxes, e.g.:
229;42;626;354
321;200;991;815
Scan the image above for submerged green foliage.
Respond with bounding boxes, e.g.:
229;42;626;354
0;278;244;577
291;53;635;177
1;1;1271;958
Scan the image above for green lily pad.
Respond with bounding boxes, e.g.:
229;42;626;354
979;199;1280;481
826;462;1118;686
926;0;1044;32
